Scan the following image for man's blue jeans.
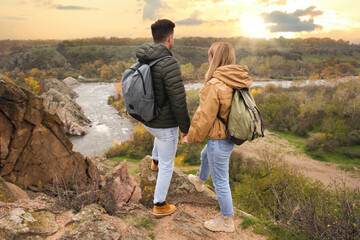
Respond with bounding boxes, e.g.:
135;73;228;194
144;125;179;204
198;139;235;216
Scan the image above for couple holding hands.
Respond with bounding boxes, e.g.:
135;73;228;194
136;19;251;233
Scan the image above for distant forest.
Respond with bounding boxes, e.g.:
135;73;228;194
1;37;360;93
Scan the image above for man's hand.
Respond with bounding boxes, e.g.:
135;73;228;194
181;135;189;144
181;133;188;144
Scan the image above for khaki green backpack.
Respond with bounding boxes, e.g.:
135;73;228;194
218;88;264;145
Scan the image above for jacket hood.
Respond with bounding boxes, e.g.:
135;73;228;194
212;65;252;89
136;43;173;62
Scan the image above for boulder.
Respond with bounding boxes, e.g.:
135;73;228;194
0;111;12;160
41;87;90;136
59;204;122;240
0;176;19;203
43;78;78;99
0;207;58;239
101;161;141;213
139;156;217;207
171;211;210;239
0;77;99;191
62;76;80;88
78;75;97;82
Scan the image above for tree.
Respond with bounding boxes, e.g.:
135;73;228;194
196;62;209;80
181;63;195;81
100;64;110;79
24;76;41;94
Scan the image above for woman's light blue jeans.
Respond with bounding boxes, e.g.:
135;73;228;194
144;126;179;204
199;139;235;216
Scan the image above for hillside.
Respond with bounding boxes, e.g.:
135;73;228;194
1;37;360;92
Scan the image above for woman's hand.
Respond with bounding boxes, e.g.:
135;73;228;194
181;134;189;144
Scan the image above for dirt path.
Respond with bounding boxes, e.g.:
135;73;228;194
153;203;266;240
237;130;360;188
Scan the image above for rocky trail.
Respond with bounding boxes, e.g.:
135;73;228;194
0;157;266;240
237;130;360;188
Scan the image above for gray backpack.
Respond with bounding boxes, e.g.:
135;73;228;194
218;88;264;145
121;56;172;122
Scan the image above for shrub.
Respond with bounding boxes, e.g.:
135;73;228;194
231;147;360;240
51;174;114;213
181;142;203;166
186;88;200;119
104;123;154;159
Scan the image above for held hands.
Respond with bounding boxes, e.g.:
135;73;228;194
181;132;189;144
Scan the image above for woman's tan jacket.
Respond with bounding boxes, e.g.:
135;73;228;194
187;65;252;143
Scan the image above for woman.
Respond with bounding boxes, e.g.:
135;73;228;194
183;42;252;232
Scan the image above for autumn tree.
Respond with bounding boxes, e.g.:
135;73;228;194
24;76;41;94
181;63;195;81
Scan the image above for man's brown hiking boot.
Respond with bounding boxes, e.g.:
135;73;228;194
153;200;176;217
150;158;158;171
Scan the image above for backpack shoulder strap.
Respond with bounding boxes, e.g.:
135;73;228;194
148;56;173;67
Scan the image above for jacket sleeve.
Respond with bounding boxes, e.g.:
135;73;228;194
162;58;190;133
187;83;220;143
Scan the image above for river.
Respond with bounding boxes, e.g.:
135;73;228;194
69;79;335;156
69;83;134;156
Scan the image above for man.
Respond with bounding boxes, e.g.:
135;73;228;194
136;19;190;217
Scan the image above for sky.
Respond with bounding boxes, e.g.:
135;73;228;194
0;0;359;43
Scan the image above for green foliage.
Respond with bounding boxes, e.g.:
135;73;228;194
124;215;155;230
231;149;360;240
104;123;154;159
1;37;359;83
181;143;203;166
255;80;360;159
185;88;200;119
239;216;308;240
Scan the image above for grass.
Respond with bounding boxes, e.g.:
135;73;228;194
269;130;360;174
181;169;198;175
107;156;142;175
123;215;155;230
239;215;310;240
269;130;308;151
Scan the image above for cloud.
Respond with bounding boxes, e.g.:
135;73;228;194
262;6;323;32
0;16;27;20
209;17;239;26
56;5;98;10
32;0;98;10
176;11;204;25
258;0;286;6
143;0;168;20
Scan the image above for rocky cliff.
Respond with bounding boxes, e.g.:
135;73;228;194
0;76;98;190
41;78;90;136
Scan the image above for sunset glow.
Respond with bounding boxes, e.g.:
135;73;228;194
0;0;359;43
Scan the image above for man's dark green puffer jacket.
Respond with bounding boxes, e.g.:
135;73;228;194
136;43;190;133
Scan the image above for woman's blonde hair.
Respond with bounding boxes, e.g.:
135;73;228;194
204;42;236;82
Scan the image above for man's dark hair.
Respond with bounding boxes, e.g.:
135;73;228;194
151;19;175;43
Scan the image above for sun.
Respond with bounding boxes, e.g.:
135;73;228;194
239;15;269;38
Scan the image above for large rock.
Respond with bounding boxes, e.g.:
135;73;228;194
0;111;12;159
59;204;122;240
139;156;217;207
41;87;90;136
0;77;99;190
171;211;210;239
0;177;29;203
62;76;80;88
43;78;78;99
101;161;141;213
0;207;58;239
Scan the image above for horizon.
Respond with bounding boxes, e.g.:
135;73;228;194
0;0;359;44
0;35;359;45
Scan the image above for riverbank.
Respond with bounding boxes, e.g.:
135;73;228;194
69;83;134;156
